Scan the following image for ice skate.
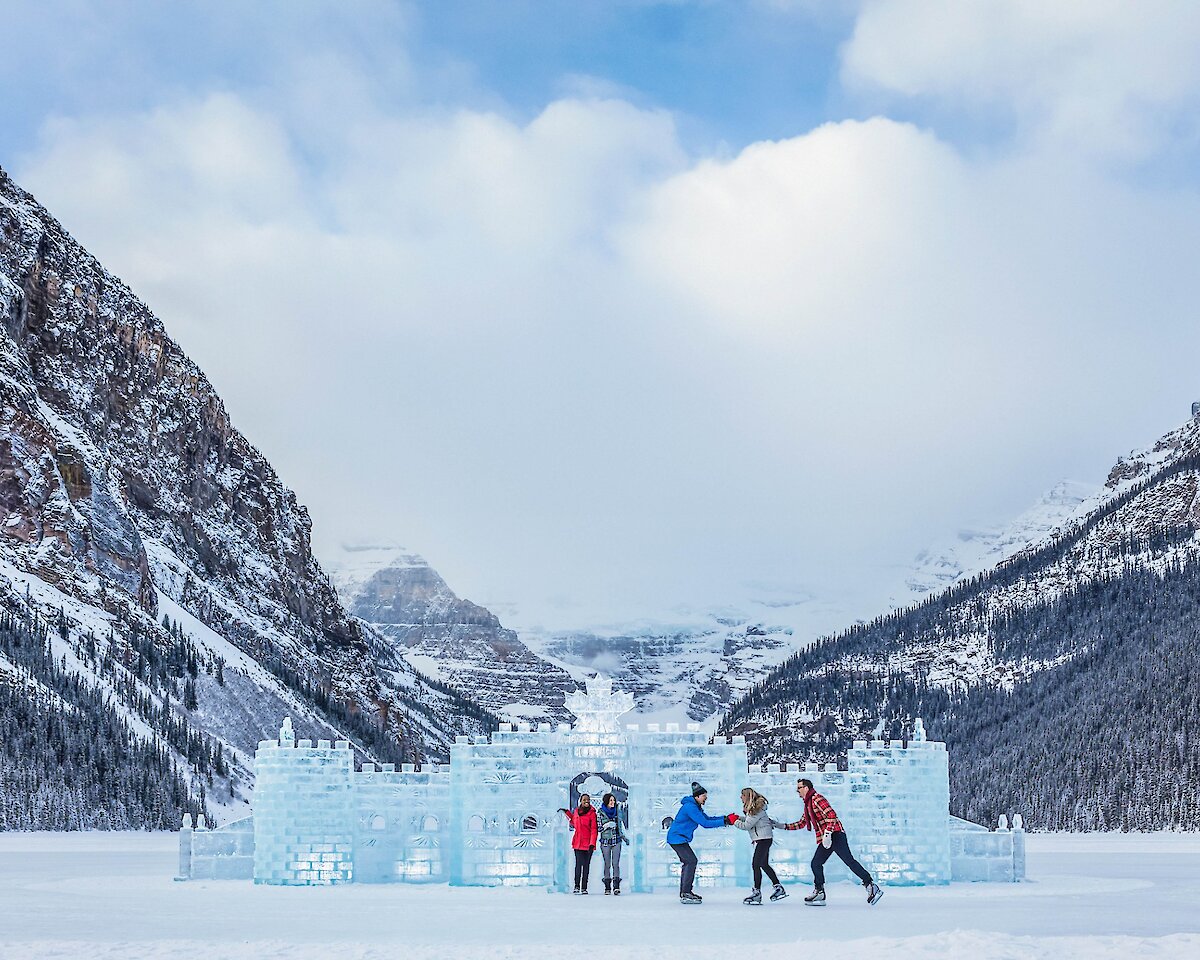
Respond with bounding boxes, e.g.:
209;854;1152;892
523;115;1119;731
770;884;788;902
804;887;826;906
743;888;762;905
866;881;884;905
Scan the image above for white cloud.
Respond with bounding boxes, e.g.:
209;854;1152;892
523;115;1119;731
14;6;1200;632
842;0;1200;158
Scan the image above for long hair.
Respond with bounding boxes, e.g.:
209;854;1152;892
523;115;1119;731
741;787;766;815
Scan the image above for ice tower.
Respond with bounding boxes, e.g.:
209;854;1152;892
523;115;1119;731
214;677;1022;889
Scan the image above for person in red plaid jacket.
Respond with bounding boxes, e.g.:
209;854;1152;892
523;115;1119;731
779;778;883;906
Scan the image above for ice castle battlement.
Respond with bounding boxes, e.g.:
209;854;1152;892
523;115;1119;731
178;679;1023;889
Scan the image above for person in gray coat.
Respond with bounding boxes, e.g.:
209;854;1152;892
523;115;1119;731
730;787;787;904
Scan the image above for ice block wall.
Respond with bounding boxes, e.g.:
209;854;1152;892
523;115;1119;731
177;814;254;881
748;719;952;886
234;693;1019;890
950;814;1026;881
253;719;355;885
847;719;952;885
624;723;748;893
449;723;570;887
354;761;450;882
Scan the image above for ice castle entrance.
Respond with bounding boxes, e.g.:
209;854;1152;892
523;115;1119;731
570;771;628;811
564;771;629;891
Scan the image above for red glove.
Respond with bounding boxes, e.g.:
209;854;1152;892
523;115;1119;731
725;813;739;825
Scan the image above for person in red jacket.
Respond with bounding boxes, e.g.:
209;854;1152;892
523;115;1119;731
560;794;599;894
780;778;883;906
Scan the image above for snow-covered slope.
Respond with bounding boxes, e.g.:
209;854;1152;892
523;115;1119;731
893;480;1096;606
0;165;492;825
720;413;1200;829
324;544;575;722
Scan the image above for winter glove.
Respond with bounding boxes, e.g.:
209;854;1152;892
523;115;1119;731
725;813;739;825
821;832;833;849
622;836;630;846
590;845;596;851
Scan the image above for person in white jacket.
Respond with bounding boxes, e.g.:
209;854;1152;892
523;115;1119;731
730;787;787;905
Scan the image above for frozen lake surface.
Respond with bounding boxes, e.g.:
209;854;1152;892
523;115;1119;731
0;832;1197;959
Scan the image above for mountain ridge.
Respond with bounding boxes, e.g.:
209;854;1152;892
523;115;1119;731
1;165;493;826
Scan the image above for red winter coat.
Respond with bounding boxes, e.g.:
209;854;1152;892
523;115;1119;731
782;791;844;844
564;806;598;850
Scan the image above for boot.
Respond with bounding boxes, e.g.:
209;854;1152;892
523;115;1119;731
614;879;621;896
604;879;612;895
680;891;703;904
770;884;788;901
743;888;762;905
573;886;581;895
865;880;884;905
804;887;826;906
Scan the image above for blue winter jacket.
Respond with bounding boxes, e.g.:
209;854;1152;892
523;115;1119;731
666;795;727;844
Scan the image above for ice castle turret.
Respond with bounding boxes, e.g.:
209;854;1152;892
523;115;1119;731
217;680;1022;889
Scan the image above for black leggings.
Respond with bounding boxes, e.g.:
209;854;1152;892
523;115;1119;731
573;848;593;890
670;842;698;895
752;839;780;889
811;831;873;889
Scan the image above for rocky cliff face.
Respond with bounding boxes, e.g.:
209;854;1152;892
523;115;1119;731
0;166;491;823
325;545;576;721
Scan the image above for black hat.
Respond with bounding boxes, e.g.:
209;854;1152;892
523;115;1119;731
691;781;707;798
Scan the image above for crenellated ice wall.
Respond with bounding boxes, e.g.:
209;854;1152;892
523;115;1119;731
177;680;1023;889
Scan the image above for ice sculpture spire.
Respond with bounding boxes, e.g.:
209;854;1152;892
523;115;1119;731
912;717;927;742
279;716;295;747
564;674;634;733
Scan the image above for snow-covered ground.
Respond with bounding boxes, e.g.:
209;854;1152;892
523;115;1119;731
0;834;1196;959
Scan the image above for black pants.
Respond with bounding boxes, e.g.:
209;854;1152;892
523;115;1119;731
670;842;698;895
752;838;780;889
811;831;873;889
573;848;593;890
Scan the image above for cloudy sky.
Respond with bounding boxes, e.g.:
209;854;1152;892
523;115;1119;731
4;1;1200;630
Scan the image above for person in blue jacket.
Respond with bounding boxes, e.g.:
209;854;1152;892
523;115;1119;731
666;781;732;904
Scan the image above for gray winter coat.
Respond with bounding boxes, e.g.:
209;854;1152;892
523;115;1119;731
734;800;782;842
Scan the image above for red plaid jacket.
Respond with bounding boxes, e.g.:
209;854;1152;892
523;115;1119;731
782;791;843;844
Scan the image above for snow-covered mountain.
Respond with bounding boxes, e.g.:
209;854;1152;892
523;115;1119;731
324;544;575;722
720;413;1200;830
508;480;1096;726
0;166;492;827
893;479;1096;605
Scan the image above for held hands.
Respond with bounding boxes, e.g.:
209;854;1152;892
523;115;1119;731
725;813;739;826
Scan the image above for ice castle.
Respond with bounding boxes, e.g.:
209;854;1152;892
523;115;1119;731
177;676;1025;889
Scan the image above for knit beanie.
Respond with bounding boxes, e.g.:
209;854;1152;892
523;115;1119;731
691;781;707;798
